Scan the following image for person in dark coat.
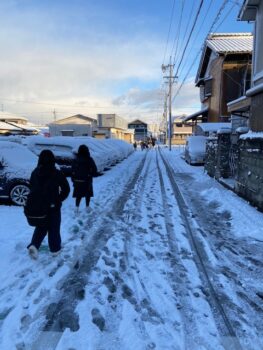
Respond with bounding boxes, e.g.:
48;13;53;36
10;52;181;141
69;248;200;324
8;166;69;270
71;144;97;213
27;150;70;259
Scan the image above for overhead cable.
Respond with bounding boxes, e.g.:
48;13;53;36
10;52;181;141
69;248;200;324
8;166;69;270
172;0;230;102
178;0;213;78
171;0;185;69
174;0;204;77
162;0;176;65
213;2;236;32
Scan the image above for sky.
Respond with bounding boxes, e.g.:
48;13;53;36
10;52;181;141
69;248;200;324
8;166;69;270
0;0;253;125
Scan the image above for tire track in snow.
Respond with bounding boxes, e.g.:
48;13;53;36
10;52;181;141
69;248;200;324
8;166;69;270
159;148;243;350
155;150;213;349
92;151;157;349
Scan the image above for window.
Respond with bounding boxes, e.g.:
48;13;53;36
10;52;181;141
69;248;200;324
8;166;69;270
204;78;212;96
200;85;205;102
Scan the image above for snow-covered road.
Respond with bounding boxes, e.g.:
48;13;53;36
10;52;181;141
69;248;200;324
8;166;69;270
0;147;263;350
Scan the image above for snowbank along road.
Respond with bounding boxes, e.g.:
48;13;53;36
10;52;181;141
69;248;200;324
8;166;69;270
0;147;263;350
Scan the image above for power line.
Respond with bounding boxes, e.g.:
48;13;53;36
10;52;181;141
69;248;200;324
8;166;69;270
208;0;229;33
172;0;231;103
171;0;185;68
178;0;213;78
173;0;196;66
213;2;236;32
162;0;176;65
0;96;154;110
174;0;205;77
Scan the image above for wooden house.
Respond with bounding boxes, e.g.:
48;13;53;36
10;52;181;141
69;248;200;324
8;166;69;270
185;33;253;125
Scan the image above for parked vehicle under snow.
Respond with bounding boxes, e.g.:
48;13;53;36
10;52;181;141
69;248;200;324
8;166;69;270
185;136;207;165
27;136;133;175
0;141;37;205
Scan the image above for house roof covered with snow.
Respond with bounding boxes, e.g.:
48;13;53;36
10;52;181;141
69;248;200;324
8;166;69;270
0;111;28;122
196;33;253;85
0;121;21;131
196;122;231;133
206;33;253;54
50;114;97;125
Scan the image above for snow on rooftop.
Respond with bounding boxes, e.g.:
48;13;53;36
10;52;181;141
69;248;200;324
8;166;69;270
197;123;231;132
207;33;253;54
240;131;263;140
0;121;21;130
0;111;28;121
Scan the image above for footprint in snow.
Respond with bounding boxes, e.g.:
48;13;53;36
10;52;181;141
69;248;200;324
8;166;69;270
103;276;116;294
103;246;111;256
102;255;116;268
91;308;105;331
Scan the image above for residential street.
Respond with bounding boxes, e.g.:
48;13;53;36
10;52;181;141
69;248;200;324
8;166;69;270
0;147;263;350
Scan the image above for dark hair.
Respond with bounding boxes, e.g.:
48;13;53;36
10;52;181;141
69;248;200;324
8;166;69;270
38;149;56;167
77;144;90;158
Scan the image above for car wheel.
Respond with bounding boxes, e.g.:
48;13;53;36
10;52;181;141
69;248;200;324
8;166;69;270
10;184;30;206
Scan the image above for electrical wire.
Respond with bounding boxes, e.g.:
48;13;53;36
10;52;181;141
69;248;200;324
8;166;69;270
172;0;231;103
213;2;236;32
171;0;185;70
178;0;213;78
162;0;176;65
173;0;193;68
174;0;205;77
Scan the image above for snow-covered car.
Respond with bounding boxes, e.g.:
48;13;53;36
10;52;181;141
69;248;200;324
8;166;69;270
27;136;133;175
0;141;38;205
185;136;207;165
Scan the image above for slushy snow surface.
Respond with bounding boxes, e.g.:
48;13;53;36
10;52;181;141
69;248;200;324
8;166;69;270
0;147;263;350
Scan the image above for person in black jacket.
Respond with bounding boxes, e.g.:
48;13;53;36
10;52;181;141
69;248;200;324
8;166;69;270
71;144;97;214
27;150;70;259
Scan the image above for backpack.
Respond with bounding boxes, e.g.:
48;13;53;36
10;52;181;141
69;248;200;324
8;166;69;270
24;180;51;227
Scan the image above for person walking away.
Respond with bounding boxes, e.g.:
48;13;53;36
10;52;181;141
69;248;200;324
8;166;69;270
71;144;98;215
133;141;137;150
26;150;70;259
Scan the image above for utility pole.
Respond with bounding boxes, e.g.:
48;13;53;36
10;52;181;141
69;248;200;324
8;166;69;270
162;93;168;144
53;109;57;136
162;56;177;151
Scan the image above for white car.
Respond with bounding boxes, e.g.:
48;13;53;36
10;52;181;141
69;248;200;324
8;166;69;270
185;136;207;165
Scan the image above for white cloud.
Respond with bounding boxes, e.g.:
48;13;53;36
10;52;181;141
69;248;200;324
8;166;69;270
0;2;200;125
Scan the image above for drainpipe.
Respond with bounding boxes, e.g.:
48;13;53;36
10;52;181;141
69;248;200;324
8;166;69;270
219;55;225;122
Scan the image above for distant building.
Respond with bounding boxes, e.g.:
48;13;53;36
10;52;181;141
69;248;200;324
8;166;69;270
171;116;192;145
128;119;148;142
49;114;97;137
95;114;134;143
0;111;38;135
